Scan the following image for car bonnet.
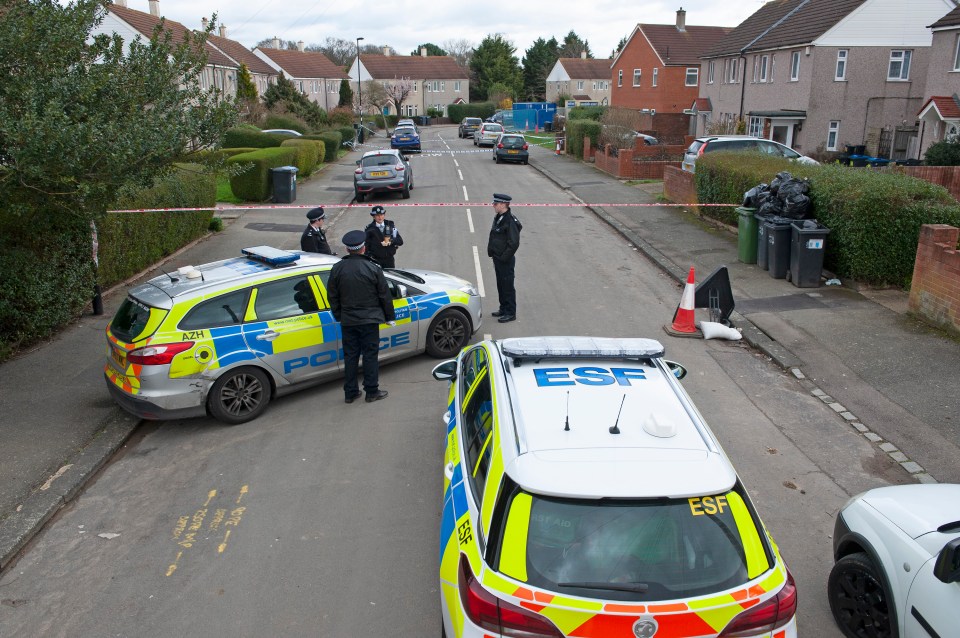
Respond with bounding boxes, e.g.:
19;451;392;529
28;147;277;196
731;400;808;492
860;484;960;539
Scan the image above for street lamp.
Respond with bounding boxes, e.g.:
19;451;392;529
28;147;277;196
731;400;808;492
356;37;364;138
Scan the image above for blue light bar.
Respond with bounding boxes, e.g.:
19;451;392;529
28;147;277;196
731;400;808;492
241;246;300;266
501;336;664;360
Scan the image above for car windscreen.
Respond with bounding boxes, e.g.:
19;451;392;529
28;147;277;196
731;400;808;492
361;155;400;167
495;486;771;601
110;297;166;343
465;118;482;125
500;137;525;148
485;125;504;133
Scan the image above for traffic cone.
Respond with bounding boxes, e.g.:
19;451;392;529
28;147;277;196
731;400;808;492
535;123;539;133
664;267;701;338
555;140;561;155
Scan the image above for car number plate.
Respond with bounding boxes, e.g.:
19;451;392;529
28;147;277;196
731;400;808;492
507;150;519;154
111;348;127;368
370;171;389;177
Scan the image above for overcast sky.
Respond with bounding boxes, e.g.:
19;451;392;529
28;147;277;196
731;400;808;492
141;0;763;60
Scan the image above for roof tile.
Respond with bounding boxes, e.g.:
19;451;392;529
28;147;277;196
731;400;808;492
361;55;469;80
256;48;349;80
556;58;612;79
108;5;235;67
638;25;732;65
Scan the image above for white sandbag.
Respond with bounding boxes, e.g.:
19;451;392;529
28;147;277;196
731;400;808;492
698;321;742;341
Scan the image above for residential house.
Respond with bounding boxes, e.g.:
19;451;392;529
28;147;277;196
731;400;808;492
348;49;470;117
698;0;956;160
917;6;960;156
611;9;730;117
545;54;614;106
205;23;278;98
255;40;349;111
96;0;238;99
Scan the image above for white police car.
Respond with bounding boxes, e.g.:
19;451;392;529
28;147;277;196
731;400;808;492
828;484;960;638
433;336;797;638
105;247;481;424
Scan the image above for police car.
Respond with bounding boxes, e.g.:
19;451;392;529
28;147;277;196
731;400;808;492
432;336;797;638
105;246;482;424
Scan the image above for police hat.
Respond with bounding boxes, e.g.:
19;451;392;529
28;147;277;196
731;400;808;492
306;207;325;221
370;205;386;216
492;193;512;203
342;229;366;251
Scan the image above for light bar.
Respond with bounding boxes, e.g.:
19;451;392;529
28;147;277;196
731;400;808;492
501;336;664;360
241;246;300;266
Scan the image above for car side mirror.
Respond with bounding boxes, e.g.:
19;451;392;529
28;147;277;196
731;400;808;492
355;160;360;166
432;360;457;381
664;360;687;380
395;284;408;299
934;537;960;583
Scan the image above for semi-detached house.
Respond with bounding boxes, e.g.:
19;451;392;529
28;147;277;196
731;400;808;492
254;40;349;111
348;50;470;117
545;55;614;106
917;5;960;155
698;0;957;160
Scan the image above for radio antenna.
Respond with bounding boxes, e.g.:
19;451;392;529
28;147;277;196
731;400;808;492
609;395;626;434
564;391;570;431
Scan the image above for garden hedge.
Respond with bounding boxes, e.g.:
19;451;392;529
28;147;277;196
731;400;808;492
263;114;308;134
565;119;602;159
448;102;496;123
303;132;341;162
336;126;356;146
695;153;960;286
223;127;286;149
280;139;324;176
227;147;298;202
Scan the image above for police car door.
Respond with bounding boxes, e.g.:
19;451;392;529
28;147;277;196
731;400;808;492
241;273;340;384
379;274;419;361
903;538;960;637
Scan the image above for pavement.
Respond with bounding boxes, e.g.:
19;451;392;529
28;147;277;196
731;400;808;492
2;126;959;571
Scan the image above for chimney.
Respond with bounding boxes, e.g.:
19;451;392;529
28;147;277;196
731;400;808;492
383;46;390;56
201;17;208;30
219;25;227;38
420;47;427;57
580;51;587;59
273;37;281;50
676;7;686;32
297;40;305;52
113;0;127;7
148;0;159;16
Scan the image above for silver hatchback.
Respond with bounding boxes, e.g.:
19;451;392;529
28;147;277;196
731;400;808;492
354;149;414;201
473;122;504;147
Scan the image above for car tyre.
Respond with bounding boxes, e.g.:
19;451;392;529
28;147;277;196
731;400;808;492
523;158;528;165
401;182;411;199
208;366;271;425
827;552;893;638
426;309;470;358
355;191;364;203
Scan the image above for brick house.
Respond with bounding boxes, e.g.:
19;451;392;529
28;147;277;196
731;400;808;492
254;40;349;111
697;0;957;159
545;55;614;106
611;9;730;117
348;50;470;117
917;6;960;156
205;24;278;98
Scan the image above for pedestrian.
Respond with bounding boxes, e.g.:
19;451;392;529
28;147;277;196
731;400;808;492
486;193;521;323
364;205;403;268
301;207;334;255
327;230;395;403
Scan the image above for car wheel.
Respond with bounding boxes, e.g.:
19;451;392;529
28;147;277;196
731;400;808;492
426;309;470;358
208;366;271;425
401;182;411;199
523;158;528;165
828;552;893;638
355;191;364;203
495;154;501;164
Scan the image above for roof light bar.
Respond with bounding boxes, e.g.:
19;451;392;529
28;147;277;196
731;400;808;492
241;246;301;266
501;336;664;360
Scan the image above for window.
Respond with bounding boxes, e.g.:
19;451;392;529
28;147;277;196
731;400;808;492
461;368;493;506
618;70;623;86
412;82;417;92
652;67;658;87
577;80;584;91
827;121;840;151
180;289;249;330
255;276;319;320
727;58;739;83
633;69;641;86
752;56;759;83
954;35;960;71
685;67;698;86
759;55;769;82
707;61;714;84
790;51;800;81
835;50;847;80
888;50;911;80
454;81;461;92
748;116;764;138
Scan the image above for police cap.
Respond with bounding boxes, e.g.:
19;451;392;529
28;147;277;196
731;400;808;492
370;205;386;216
306;207;325;221
342;230;366;251
492;193;512;204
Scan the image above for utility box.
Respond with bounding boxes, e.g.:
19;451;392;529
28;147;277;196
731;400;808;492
271;166;298;203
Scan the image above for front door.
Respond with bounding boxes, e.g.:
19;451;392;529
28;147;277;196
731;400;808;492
772;125;791;147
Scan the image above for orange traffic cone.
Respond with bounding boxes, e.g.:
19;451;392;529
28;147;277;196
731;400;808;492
555;140;561;155
535;123;539;133
664;267;701;338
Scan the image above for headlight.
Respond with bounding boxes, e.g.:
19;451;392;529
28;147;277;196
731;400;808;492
459;284;479;297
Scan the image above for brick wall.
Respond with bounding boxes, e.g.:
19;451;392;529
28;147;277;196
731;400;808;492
663;165;698;207
897;166;960;202
594;143;684;179
909;224;960;335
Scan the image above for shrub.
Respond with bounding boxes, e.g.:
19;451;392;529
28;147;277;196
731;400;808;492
280;139;323;176
327;107;356;126
304;131;341;162
565;119;602;158
447;102;496;123
695;153;960;285
568;106;606;121
924;138;960;166
263;113;309;133
223;127;285;148
372;114;399;129
227;147;298;201
336;126;356;147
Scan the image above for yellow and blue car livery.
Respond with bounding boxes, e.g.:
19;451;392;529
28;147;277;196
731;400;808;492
436;336;798;638
105;247;481;424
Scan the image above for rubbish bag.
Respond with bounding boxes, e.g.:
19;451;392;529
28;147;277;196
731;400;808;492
758;198;784;216
742;183;769;208
769;171;793;195
777;177;810;198
781;193;811;218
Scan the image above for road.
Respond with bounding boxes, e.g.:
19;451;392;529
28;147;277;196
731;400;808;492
0;126;909;637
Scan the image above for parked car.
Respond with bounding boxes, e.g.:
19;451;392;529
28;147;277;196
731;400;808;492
458;117;482;138
390;125;421;152
828;483;960;638
635;132;660;145
261;129;303;136
492;133;528;164
354;149;413;201
396;118;418;132
473;122;503;147
682;135;818;173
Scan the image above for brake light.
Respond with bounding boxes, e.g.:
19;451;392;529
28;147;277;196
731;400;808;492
522;144;528;150
394;163;405;171
355;167;363;174
127;342;195;365
719;569;797;637
697;143;707;157
458;554;562;637
497;142;504;148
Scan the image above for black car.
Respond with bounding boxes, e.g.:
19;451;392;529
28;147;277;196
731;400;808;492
458;117;482;138
492;133;528;165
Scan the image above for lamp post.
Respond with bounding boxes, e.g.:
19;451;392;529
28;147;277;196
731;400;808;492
356;37;364;139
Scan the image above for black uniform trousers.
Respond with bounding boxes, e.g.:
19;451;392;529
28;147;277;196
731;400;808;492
341;323;381;397
493;255;516;316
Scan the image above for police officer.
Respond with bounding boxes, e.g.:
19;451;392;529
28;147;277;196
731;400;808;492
301;207;334;254
327;230;395;403
364;205;403;268
487;193;520;323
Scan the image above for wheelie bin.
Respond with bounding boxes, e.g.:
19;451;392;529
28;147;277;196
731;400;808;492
788;220;831;287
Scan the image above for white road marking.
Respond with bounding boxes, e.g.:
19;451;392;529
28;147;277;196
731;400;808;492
467;209;474;233
472;246;485;297
462;185;469;201
454;159;459;168
458;169;464;181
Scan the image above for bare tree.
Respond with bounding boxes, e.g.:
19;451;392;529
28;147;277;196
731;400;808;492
308;37;356;68
359;80;389;120
599;107;640;149
442;38;474;68
383;77;416;117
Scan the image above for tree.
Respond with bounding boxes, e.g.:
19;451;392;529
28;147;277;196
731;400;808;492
359;80;389;120
411;43;446;57
338;78;354;108
469;34;522;102
611;35;628;59
383;78;416;116
522;37;559;101
312;37;362;68
256;37;297;50
559;30;592;59
924;138;960;166
236;63;257;102
263;75;327;129
442;38;474;69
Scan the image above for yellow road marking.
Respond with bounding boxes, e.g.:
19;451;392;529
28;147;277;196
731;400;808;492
204;490;217;506
218;530;231;554
237;485;248;504
166;551;183;576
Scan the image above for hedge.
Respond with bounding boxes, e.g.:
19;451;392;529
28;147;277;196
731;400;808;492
565;119;602;158
448;102;496;123
223;127;286;149
336;126;356;147
695;153;960;286
303;131;341;162
227;147;299;201
280;139;324;176
568;106;606;121
263;114;308;134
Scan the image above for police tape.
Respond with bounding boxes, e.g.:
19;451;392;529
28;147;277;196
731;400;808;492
108;202;738;213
